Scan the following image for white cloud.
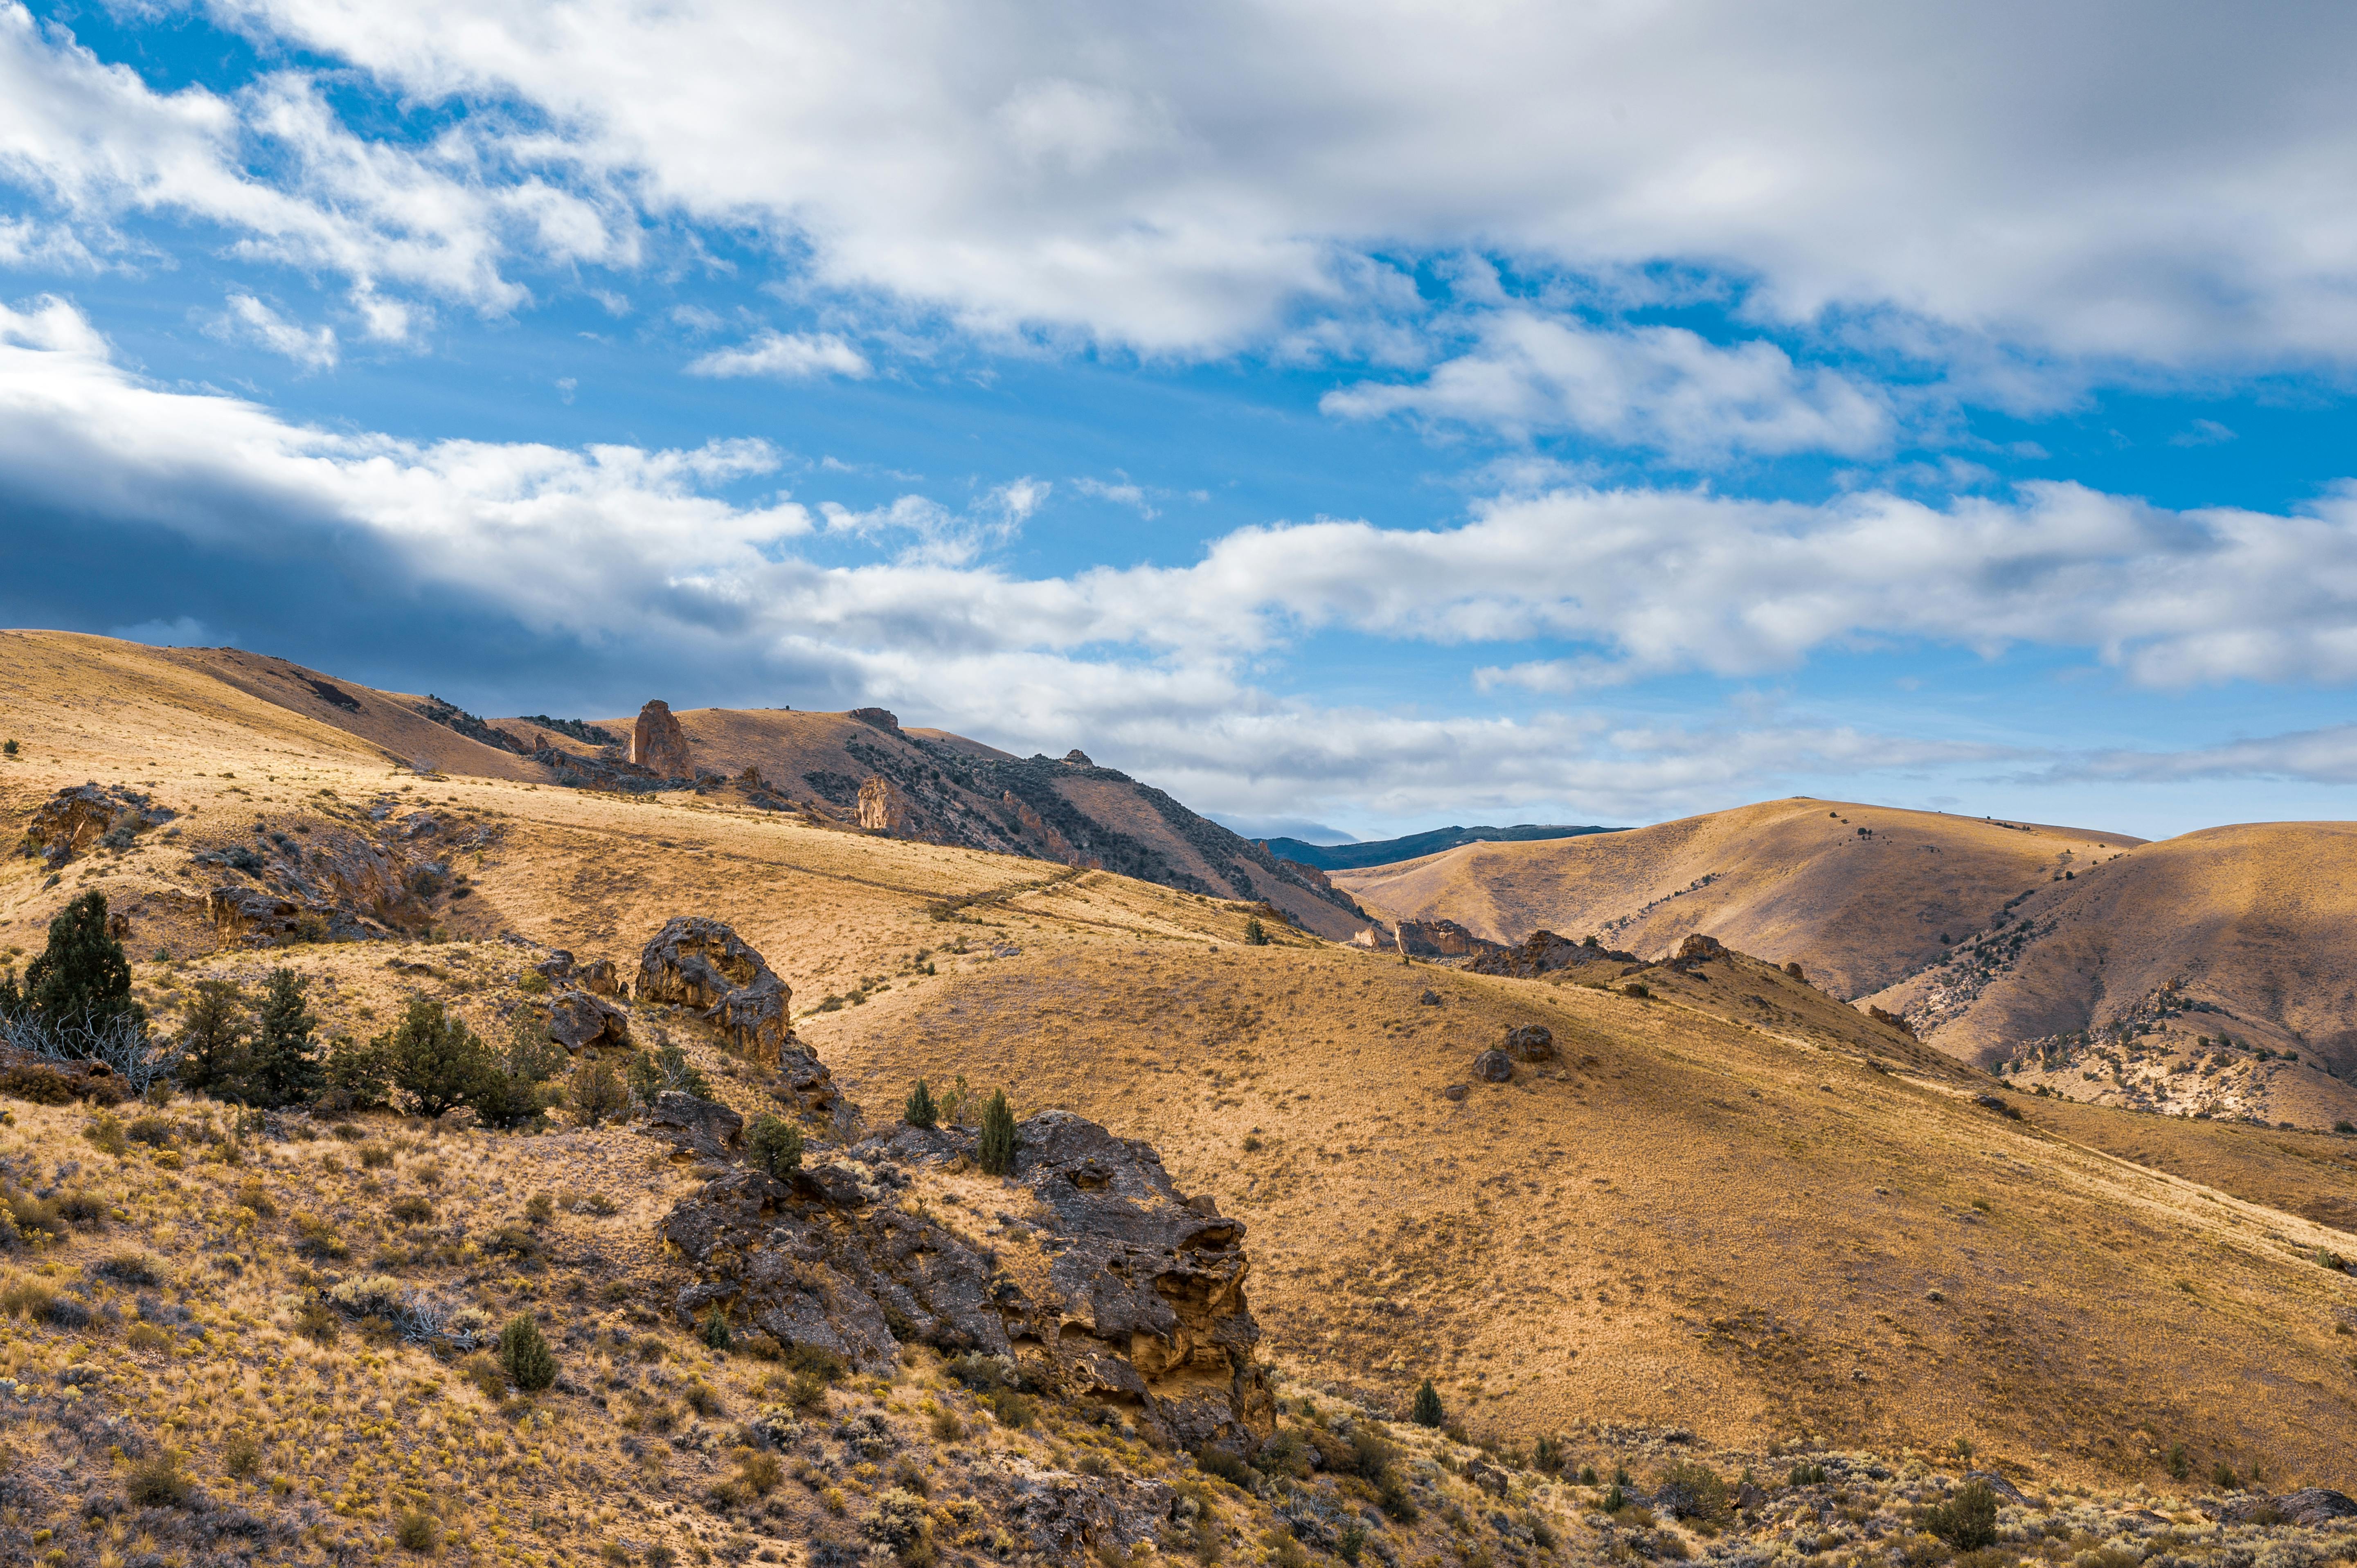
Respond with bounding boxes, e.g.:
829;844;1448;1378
1322;310;1894;457
144;0;2357;380
203;292;338;369
107;614;214;646
685;329;871;380
2042;724;2357;786
19;291;2357;820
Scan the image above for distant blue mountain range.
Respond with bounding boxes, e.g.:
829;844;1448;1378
1261;823;1616;872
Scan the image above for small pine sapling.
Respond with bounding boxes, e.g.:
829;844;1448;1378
1411;1377;1444;1428
904;1079;938;1129
978;1089;1018;1176
747;1114;804;1176
499;1314;556;1392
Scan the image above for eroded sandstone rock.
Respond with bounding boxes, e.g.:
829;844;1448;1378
635;916;792;1062
1468;929;1638;978
628;700;693;779
858;775;913;834
1394;918;1505;960
663;1108;1273;1456
23;783;174;868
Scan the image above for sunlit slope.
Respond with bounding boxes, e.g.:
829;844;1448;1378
1869;820;2357;1087
6;627;2357;1492
825;939;2357;1488
1335;798;2140;999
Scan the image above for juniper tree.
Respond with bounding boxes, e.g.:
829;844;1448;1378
1411;1378;1444;1428
904;1078;939;1129
567;1057;628;1128
978;1089;1018;1176
702;1304;732;1352
176;980;252;1100
382;997;498;1117
746;1113;804;1176
246;967;323;1108
23;893;142;1032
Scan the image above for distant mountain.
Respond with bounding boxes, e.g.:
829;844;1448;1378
1261;823;1614;872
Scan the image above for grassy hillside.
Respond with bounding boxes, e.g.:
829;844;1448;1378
1263;824;1614;873
6;626;2357;1527
1334;799;2138;1000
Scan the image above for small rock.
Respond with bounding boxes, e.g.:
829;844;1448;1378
1418;989;1443;1006
1472;1050;1514;1083
1442;1084;1468;1102
1501;1024;1556;1063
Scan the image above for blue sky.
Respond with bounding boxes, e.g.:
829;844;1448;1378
8;2;2357;843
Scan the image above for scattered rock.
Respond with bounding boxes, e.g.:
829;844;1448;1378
1276;858;1333;891
1972;1092;2023;1120
1784;961;1808;982
1418;989;1443;1006
635;916;793;1062
1868;1004;1917;1038
646;1090;743;1159
1472;1050;1514;1083
1443;1083;1468;1101
628;700;693;779
534;950;574;981
576;958;621;997
1502;1024;1557;1062
546;990;630;1054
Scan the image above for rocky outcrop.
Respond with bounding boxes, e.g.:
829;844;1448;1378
1675;932;1727;962
1867;1004;1916;1037
1467;929;1638;978
858;775;913;834
629;700;693;779
546;989;630;1053
635;917;792;1062
663;1110;1273;1457
207;886;303;945
1061;750;1093;767
1275;858;1332;891
1395;918;1506;960
848;707;899;731
22;783;174;868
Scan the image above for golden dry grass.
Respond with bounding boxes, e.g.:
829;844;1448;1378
6;628;2357;1512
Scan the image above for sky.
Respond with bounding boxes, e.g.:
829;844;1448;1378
7;3;2357;844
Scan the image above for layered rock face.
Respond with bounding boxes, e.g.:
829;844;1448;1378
858;775;913;834
1394;917;1504;959
664;1110;1274;1457
629;700;693;778
636;917;792;1062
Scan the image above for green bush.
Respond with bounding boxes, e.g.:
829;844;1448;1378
1243;917;1269;946
382;997;498;1118
747;1114;804;1176
1922;1480;1999;1550
22;893;144;1033
1195;1446;1253;1487
396;1510;439;1552
702;1304;732;1352
1410;1377;1444;1428
626;1042;709;1108
126;1453;193;1507
1654;1460;1730;1524
903;1079;938;1129
978;1089;1017;1176
567;1058;629;1128
500;1314;556;1392
246;968;322;1108
176;979;252;1101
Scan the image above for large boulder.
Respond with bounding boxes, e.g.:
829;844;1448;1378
207;886;302;945
628;700;693;779
576;958;621;997
1501;1024;1557;1063
546;989;629;1053
635;916;792;1062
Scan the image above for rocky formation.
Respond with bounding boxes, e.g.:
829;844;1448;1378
1061;749;1093;767
20;783;174;868
1866;1003;1917;1037
858;774;914;834
1468;929;1639;978
629;700;693;779
848;707;900;731
1501;1024;1558;1063
1675;932;1727;962
664;1109;1274;1458
1275;857;1332;891
546;989;630;1053
635;917;792;1062
206;886;304;945
648;1089;743;1159
1394;917;1506;960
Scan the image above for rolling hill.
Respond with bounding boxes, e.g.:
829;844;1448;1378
1260;823;1615;872
7;626;2357;1505
121;635;1366;939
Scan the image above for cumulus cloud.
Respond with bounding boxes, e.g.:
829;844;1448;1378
144;0;2357;379
685;329;871;380
14;291;2357;820
1322;311;1894;457
203;292;338;369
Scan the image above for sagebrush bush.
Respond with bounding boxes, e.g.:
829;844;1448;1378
1923;1481;1999;1551
500;1314;556;1391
